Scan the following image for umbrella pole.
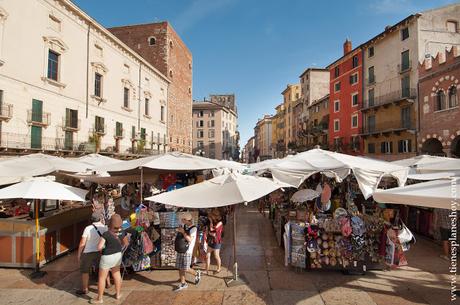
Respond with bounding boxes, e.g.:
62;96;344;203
225;204;247;287
140;167;143;202
30;199;46;278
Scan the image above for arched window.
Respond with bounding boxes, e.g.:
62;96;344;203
436;90;445;111
448;86;458;108
148;36;156;46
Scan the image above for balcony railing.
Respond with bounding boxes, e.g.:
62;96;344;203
0;132;95;152
398;61;412;74
114;127;125;139
90;124;107;136
62;117;80;131
362;88;416;110
27;110;51;126
0;104;13;121
361;120;415;136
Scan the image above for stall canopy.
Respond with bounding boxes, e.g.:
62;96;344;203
95;152;219;175
373;178;459;209
392;155;460;175
0;153;90;185
268;148;408;199
76;153;123;167
145;173;285;208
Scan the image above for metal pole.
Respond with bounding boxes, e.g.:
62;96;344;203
232;205;237;280
35;199;39;272
140;167;144;202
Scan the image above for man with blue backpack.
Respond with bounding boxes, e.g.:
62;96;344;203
173;212;201;291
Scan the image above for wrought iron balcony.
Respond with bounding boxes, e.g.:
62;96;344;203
27;110;50;126
362;88;416;110
0;104;13;121
360;120;415;136
90;124;107;136
62;117;80;131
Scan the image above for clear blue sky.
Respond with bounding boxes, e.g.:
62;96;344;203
73;0;457;148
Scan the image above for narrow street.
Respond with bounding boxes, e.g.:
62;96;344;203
0;204;454;305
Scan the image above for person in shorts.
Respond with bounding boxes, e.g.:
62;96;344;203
206;210;223;275
91;214;128;304
76;212;107;295
174;212;201;291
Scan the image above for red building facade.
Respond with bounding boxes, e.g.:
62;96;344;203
327;40;363;154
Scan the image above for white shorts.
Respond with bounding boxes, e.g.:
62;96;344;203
99;252;122;270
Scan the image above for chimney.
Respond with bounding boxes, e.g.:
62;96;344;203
343;39;352;55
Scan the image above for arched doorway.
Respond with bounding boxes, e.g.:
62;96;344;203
451;135;460;158
421;138;444;156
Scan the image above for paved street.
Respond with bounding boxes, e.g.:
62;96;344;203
0;205;455;305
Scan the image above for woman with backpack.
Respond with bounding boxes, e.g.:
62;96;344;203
173;212;201;291
91;214;128;304
206;209;224;275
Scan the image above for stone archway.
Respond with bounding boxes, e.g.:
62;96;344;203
421;138;445;156
451;135;460;158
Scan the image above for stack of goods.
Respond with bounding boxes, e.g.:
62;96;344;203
290;223;306;268
160;228;177;267
160;212;179;228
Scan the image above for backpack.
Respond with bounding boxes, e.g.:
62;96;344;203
174;225;196;253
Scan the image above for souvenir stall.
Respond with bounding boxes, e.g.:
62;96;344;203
259;148;412;273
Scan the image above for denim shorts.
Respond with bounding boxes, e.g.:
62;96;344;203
208;243;222;250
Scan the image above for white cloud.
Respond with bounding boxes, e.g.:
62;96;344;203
174;0;237;33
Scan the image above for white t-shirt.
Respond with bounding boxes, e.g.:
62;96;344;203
186;226;197;255
81;222;108;253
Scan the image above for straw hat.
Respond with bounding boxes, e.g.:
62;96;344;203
181;212;193;221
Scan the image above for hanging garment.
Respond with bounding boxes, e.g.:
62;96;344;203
321;183;332;203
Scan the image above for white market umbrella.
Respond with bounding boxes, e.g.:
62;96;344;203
291;189;321;203
146;173;286;285
269;148;408;199
0;153;89;182
76;153;123;167
392;155;458;167
373;178;460;209
392;155;460;176
0;177;88;275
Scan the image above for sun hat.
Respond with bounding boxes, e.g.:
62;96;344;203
181;212;193;221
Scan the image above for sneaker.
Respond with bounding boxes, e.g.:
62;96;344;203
195;270;201;285
173;283;188;292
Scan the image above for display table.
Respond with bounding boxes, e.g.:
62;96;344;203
0;204;92;268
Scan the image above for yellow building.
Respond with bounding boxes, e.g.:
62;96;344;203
307;94;329;149
271;103;286;158
281;84;301;153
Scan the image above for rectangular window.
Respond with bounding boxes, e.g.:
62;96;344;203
334;119;340;132
208;129;215;138
334;66;340;78
210;111;215;117
140;128;146;140
131;126;136;139
95;116;104;133
145;98;149;116
197;141;204;149
401;27;409;40
368;115;376;133
65;108;78;129
401;75;410;98
198;110;204;117
349;73;358;85
94;73;102;97
368;143;375;153
160;106;165;121
199;120;204;127
398;139;412;153
368;66;375;84
197;130;204;138
116;122;123;137
352;55;359;68
351;114;358;128
334;82;341;92
401;107;411;129
351;93;359;107
334;100;340;112
368;88;375;107
123;87;129;108
401;50;410;71
208;120;215;128
368;46;374;57
47;50;59;81
381;141;393;154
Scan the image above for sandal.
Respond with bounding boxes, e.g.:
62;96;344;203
75;289;88;295
90;299;103;304
115;294;123;300
214;269;221;274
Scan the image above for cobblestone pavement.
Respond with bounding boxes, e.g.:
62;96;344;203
0;205;456;305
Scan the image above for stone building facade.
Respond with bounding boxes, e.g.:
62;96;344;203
307;94;330;149
109;21;193;153
254;115;272;161
418;47;460;157
0;0;169;156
